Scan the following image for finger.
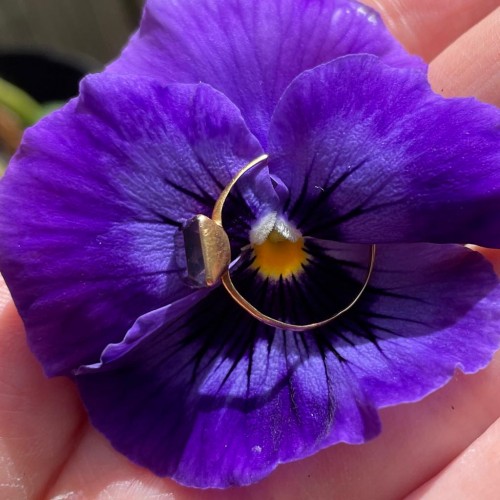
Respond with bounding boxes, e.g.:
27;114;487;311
0;275;10;314
46;426;186;499
429;9;500;106
0;278;85;499
406;417;500;499
361;0;499;61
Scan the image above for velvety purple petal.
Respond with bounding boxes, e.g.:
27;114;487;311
76;285;378;488
268;55;500;247
321;242;500;407
75;243;499;487
0;73;274;376
108;0;424;144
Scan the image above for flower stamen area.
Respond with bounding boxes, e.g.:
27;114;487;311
252;231;307;280
249;213;308;280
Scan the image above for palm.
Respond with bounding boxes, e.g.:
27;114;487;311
1;1;499;498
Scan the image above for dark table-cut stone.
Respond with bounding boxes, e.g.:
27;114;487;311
183;216;208;286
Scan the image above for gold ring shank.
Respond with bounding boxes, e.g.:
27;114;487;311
212;154;269;226
221;245;376;331
209;155;376;332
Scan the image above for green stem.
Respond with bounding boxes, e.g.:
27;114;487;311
0;78;44;127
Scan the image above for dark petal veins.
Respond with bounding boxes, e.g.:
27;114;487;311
268;55;500;247
234;240;374;327
108;0;424;145
0;73;275;376
76;285;379;488
75;243;500;487
326;243;500;407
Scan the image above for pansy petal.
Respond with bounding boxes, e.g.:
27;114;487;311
268;55;500;246
321;242;500;407
76;286;379;488
0;73;272;376
74;242;499;488
108;0;424;144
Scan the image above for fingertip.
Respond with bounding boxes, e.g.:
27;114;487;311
361;0;499;61
406;417;500;499
429;9;500;106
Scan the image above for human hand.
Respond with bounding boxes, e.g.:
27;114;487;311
0;1;499;498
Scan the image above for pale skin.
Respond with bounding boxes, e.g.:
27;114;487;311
0;1;499;498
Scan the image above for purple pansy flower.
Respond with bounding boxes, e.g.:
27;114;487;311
1;0;500;489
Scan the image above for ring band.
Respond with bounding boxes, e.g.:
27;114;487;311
183;154;376;332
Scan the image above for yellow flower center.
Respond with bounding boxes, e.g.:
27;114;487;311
251;230;307;280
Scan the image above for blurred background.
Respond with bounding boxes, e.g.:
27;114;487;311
0;0;145;173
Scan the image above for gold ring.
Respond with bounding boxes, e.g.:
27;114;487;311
183;154;376;332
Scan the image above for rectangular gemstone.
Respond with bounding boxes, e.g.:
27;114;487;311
183;216;207;286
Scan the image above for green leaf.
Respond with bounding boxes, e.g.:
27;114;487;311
0;78;44;127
